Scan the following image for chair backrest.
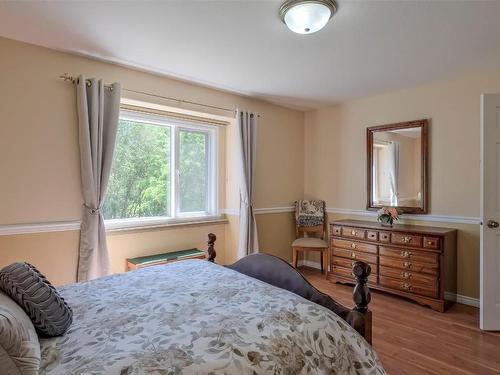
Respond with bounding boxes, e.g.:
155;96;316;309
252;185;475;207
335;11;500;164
294;200;327;240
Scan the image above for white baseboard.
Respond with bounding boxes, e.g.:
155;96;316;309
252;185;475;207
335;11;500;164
254;206;295;214
444;292;480;308
326;207;481;225
0;221;81;235
222;206;295;216
221;208;239;216
224;206;481;224
297;259;322;269
1;205;480;236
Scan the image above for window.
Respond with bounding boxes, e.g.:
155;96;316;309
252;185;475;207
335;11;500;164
104;110;218;225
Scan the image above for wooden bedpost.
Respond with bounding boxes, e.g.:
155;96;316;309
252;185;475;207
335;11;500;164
207;233;216;262
352;261;372;344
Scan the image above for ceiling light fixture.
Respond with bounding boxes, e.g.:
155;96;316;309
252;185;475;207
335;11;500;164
279;0;337;35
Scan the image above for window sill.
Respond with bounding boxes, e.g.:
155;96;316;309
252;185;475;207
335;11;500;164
105;215;228;234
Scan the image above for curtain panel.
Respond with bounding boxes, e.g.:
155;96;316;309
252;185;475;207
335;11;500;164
237;110;259;259
76;76;121;282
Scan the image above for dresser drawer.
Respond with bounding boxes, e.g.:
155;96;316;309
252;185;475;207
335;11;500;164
391;232;422;247
366;230;378;241
379;246;438;264
379;276;438;299
423;236;440;250
379;231;390;243
341;227;366;240
331;247;378;264
331;225;342;236
379;256;438;276
332;255;378;272
331;265;378;284
331;238;377;254
379;265;437;286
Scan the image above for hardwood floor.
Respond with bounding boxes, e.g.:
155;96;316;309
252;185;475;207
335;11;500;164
300;267;500;375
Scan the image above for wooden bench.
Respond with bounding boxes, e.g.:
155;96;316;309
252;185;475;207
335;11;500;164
126;248;206;271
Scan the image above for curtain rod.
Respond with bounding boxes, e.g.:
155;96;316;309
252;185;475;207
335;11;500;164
59;73;237;115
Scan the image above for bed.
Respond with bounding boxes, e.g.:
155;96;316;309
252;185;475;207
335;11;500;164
38;235;384;374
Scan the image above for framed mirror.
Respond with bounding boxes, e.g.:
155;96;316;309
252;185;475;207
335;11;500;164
367;119;428;214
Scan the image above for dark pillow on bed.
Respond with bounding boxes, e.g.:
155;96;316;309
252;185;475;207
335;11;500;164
0;262;72;337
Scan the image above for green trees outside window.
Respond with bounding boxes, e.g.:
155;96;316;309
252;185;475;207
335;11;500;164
104;115;214;221
179;130;208;213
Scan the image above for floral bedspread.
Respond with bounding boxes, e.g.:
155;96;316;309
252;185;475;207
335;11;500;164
40;260;385;374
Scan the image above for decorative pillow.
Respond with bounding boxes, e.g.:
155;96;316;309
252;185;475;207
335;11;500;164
0;290;41;375
0;263;72;337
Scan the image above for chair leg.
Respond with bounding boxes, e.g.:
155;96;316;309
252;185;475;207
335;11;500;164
292;248;298;268
322;250;328;277
320;251;324;273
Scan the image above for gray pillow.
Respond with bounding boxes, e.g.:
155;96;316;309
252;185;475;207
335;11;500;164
0;263;72;337
0;290;41;375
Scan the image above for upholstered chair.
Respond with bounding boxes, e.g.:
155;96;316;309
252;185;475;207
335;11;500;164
292;200;329;275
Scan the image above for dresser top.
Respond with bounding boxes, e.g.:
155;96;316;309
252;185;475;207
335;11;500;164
331;219;457;236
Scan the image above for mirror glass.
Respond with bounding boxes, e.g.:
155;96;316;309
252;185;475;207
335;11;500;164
369;124;426;213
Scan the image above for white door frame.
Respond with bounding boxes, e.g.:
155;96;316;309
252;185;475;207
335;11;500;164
480;93;500;330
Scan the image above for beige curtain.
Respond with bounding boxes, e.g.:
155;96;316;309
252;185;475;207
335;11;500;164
76;76;121;282
237;110;259;259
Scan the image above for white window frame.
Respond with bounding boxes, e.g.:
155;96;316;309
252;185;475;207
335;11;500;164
105;109;219;230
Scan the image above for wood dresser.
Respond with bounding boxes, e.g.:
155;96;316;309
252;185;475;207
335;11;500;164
329;220;457;312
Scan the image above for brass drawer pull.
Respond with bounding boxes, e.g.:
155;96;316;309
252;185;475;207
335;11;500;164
403;236;412;243
400;250;412;258
351;242;357;249
402;261;412;269
427;241;433;245
351;230;357;236
401;282;412;291
351;252;357;259
401;271;411;279
351;261;356;267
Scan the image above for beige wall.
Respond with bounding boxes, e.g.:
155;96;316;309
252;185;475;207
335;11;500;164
255;212;296;262
0;223;227;286
0;231;79;286
107;223;227;273
304;69;500;299
0;37;304;283
1;36;497;300
305;69;500;216
224;212;297;265
0;36;304;224
224;215;240;265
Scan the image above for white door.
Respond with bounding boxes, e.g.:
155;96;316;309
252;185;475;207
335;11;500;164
480;94;500;330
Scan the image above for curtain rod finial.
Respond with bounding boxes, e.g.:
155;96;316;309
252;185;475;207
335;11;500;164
60;73;76;83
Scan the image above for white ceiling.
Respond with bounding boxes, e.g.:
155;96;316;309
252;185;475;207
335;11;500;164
1;0;500;110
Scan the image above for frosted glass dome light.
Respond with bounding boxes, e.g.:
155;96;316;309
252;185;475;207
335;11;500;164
280;0;337;34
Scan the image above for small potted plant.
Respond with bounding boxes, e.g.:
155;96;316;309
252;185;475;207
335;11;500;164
377;206;403;227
